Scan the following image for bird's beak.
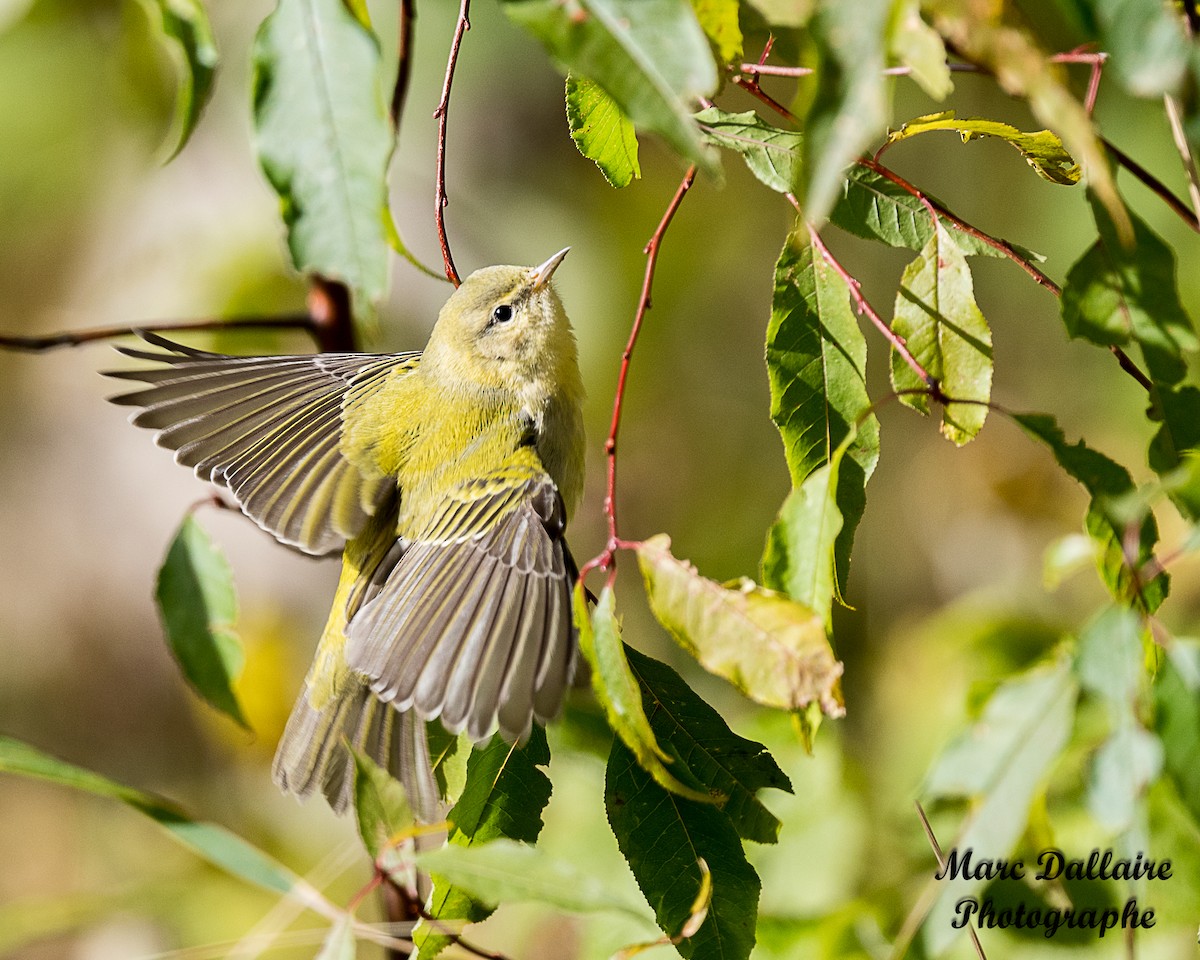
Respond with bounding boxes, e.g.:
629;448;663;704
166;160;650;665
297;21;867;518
530;247;570;290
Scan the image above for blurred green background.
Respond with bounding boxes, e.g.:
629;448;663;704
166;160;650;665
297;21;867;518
1;0;1198;957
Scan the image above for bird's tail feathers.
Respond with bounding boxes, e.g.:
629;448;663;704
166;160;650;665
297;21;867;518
272;680;445;823
273;680;396;814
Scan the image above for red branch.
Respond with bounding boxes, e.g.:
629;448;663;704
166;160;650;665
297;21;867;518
734;43;1159;396
580;166;698;584
854;160;1155;391
1083;52;1105;116
729;70;798;124
857;158;1062;295
805;222;939;396
434;0;471;287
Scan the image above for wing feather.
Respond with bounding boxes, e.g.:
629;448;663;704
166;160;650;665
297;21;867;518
106;336;420;554
346;476;576;741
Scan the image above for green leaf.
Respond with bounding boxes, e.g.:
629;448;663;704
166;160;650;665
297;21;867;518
351;746;410;860
139;0;218;159
0;736;319;901
252;0;392;312
607;739;760;960
636;534;844;717
763;453;843;626
764;235;877;599
625;646;793;845
1062;194;1196;386
1076;608;1161;834
429;723;472;806
922;658;1079;955
416;727;552;959
1149;387;1200;513
316;917;356;960
1015;412;1168;612
1155;639;1200;825
766;236;876;486
502;0;718;173
888;0;952;100
155;515;247;729
415;839;654;922
831;164;1046;262
801;0;892;224
890;223;993;445
566;74;640;188
575;586;714;803
694;107;802;193
886;110;1080;184
1082;0;1190;98
690;0;743;63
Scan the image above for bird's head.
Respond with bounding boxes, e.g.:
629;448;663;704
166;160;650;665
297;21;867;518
424;248;579;395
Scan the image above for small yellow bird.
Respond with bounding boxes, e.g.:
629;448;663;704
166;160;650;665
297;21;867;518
107;250;585;816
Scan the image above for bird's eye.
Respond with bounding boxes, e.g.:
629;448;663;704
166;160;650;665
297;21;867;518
491;304;514;324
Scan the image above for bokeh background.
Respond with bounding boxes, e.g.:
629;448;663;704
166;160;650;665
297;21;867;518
1;0;1199;957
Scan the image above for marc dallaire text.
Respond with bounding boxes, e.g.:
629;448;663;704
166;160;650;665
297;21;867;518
937;848;1170;939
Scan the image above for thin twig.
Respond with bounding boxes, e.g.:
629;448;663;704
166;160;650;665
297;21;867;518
914;802;988;960
1162;94;1200;226
1103;137;1200;233
854;159;1158;393
0;314;320;353
1083;54;1105;116
433;0;471;287
729;71;798;124
415;906;513;960
733;42;1159;398
579;166;697;584
858;158;1062;294
390;0;416;129
805;219;940;396
737;49;1106;82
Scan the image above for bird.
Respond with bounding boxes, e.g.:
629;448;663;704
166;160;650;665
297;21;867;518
105;249;585;817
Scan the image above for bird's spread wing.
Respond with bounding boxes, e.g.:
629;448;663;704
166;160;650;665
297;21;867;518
106;333;419;555
345;472;577;742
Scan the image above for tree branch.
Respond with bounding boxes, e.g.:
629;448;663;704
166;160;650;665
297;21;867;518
415;906;513;960
857;157;1062;295
434;0;471;287
390;0;416;129
1103;137;1200;233
0;313;321;353
728;69;798;124
805;221;940;398
580;166;697;584
727;46;1159;397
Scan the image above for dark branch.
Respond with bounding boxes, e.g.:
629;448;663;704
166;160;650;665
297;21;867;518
1103;137;1200;233
390;0;416;129
0;314;319;353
